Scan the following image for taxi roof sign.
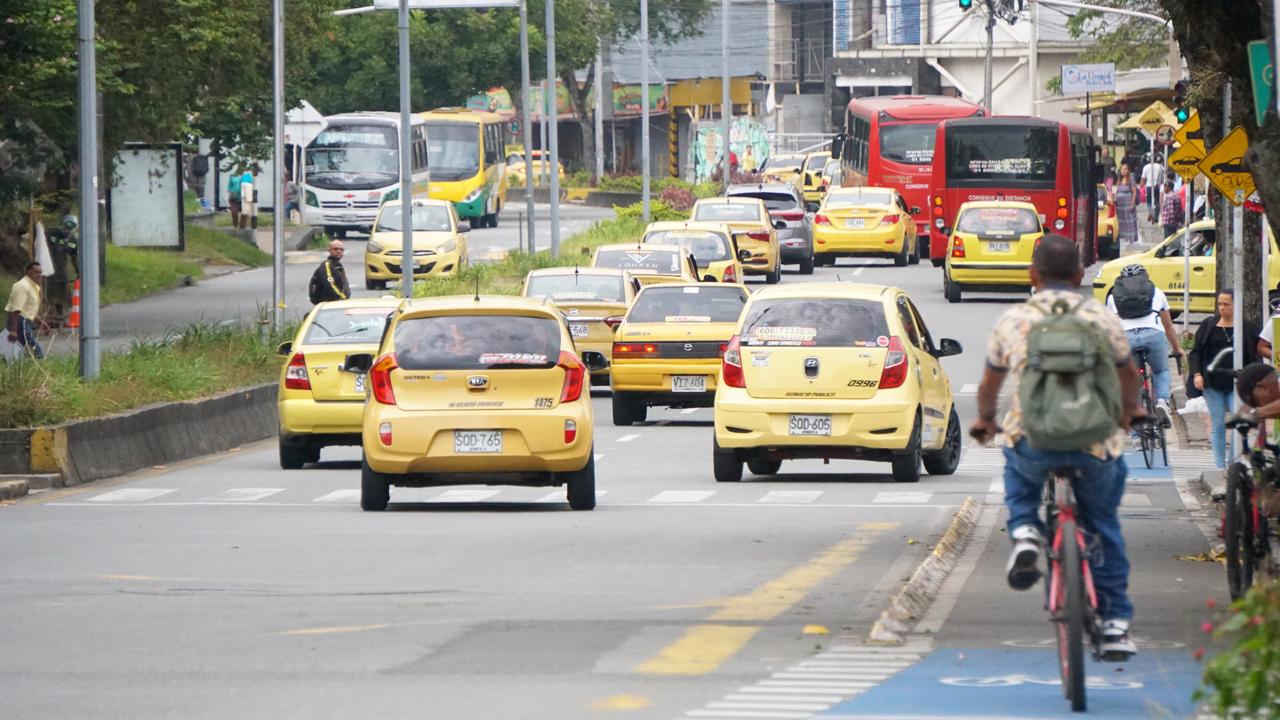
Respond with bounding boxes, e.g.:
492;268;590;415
1167;142;1206;181
1172;110;1204;152
1198;126;1255;205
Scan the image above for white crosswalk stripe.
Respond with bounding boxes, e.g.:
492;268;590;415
202;488;285;502
758;490;822;504
430;489;501;503
536;490;608;503
647;490;716;503
871;491;931;504
86;488;176;503
313;489;361;503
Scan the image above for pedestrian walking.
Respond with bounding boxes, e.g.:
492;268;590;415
1114;164;1139;245
1188;290;1260;468
1141;154;1165;222
283;172;300;225
1158;178;1184;241
308;240;350;305
227;169;244;229
5;262;46;360
240;167;257;230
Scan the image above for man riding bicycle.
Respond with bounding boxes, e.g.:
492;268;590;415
1106;264;1183;427
970;235;1144;658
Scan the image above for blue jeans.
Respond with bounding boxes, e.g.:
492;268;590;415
1203;386;1234;468
15;317;44;359
1003;439;1133;621
1127;328;1170;402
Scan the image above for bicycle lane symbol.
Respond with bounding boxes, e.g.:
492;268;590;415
940;674;1143;690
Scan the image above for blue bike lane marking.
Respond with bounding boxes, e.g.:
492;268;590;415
815;647;1202;719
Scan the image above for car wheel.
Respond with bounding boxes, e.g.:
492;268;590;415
931;257;944;267
815;253;833;267
563;449;596;511
612;392;644;426
360;456;390;511
279;439;308;470
798;253;815;275
893;238;910;267
306;445;322;464
945;275;962;304
713;439;743;482
908;235;921;265
488;209;500;229
766;265;781;284
890;418;922;483
469;217;483;231
365;277;385;291
747;457;782;476
923;408;962;476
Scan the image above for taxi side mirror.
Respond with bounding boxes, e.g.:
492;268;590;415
935;338;963;358
805;202;820;213
911;206;922;215
942;227;952;236
457;225;471;233
342;353;374;374
772;220;787;230
276;341;293;356
737;248;753;262
581;351;609;372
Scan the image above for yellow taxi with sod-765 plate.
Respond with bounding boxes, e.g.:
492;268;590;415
521;266;640;385
347;296;609;512
814;186;918;267
277;297;400;469
713;283;964;483
611;283;749;426
943;201;1044;304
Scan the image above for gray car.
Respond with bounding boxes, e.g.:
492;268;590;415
727;183;815;275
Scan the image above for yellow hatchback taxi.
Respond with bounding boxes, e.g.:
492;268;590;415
691;197;782;284
712;284;964;483
801;151;833;204
642;221;744;283
277;298;400;469
592;243;700;287
761;153;805;183
943;201;1044;304
814;187;918;267
611;283;749;425
349;296;608;511
521;266;639;385
364;199;469;290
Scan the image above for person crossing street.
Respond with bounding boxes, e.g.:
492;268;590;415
308;240;350;305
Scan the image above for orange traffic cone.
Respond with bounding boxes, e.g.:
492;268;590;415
68;279;81;329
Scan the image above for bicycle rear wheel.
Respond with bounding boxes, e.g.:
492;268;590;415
1224;464;1254;600
1158;423;1169;467
1057;519;1087;712
1139;428;1154;469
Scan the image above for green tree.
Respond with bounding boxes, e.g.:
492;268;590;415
1045;0;1170;94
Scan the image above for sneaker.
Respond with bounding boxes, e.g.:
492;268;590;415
1100;619;1137;659
1006;525;1043;591
1155;399;1173;428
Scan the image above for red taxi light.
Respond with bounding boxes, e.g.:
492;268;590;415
746;230;771;242
603;315;624;329
721;335;746;388
558;351;585;403
378;422;392;446
815;213;832;226
369;353;398;405
770;210;805;221
880;214;900;226
613;342;659;359
878;337;908;389
285;353;311;391
723;264;737;283
564;419;578;444
951;237;966;258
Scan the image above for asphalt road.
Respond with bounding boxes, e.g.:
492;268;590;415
1;246;1224;719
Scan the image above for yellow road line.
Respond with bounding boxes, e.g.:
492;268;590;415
634;625;761;676
710;535;877;622
588;694;651;711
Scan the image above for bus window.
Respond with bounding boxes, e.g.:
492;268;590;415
428;123;482;181
944;125;1058;188
879;123;937;165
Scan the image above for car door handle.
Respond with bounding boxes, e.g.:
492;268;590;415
1193;266;1205;272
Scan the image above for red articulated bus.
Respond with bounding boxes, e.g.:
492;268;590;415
832;95;985;261
928;116;1100;266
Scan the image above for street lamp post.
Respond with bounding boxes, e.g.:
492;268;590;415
547;0;561;257
519;0;536;251
272;0;286;326
640;0;650;222
78;0;101;379
721;0;731;192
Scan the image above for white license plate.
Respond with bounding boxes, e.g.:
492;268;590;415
454;430;503;454
672;375;706;393
569;322;589;338
341;213;358;223
845;218;866;228
353;374;366;393
986;241;1011;252
789;414;832;436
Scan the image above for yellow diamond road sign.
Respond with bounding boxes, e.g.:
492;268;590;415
1136;101;1174;136
1173;110;1204;152
1198;126;1254;205
1168;142;1205;181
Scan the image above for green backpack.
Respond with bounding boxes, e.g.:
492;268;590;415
1019;297;1124;451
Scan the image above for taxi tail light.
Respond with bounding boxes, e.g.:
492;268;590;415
951;236;966;258
746;230;771;242
612;342;659;359
770;210;805;221
721;335;746;388
603;315;624;329
378;422;393;446
369;353;399;405
285;353;311;391
815;213;832;226
558;351;586;403
878;337;908;389
880;214;900;226
564;419;578;444
723;264;737;283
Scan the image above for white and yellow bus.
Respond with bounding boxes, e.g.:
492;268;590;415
421;108;509;228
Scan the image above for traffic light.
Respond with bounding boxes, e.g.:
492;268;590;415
959;0;973;9
1173;81;1190;123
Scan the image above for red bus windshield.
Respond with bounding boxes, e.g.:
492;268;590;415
879;122;938;166
943;125;1059;189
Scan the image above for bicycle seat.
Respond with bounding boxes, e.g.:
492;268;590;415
1225;412;1259;430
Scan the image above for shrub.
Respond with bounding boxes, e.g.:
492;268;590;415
1196;580;1280;718
658;186;696;212
613;200;686;222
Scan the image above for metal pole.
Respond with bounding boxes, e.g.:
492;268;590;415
78;0;100;379
1263;211;1271;328
546;0;561;257
1182;182;1191;333
983;0;994;111
540;81;549;189
1028;0;1039;117
595;43;605;182
640;0;651;221
519;0;536;252
398;0;414;294
721;0;732;192
272;0;285;327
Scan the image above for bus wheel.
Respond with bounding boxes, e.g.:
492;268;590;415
486;211;499;229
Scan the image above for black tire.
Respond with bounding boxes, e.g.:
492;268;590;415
279;439;308;470
365;277;386;291
469;217;482;231
945;275;962;304
611;392;645;426
890;419;922;483
333;228;348;239
893;237;910;267
713;439;743;482
1139;426;1154;469
931;257;944;267
1225;464;1254;600
923;408;962;476
1158;423;1169;467
487;209;500;228
815;253;833;267
798;254;815;275
360;457;389;511
307;445;322;464
747;458;782;476
908;236;921;265
765;264;781;284
1058;518;1087;712
564;450;596;510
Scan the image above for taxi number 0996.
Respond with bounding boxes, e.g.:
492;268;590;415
454;430;503;454
789;415;832;436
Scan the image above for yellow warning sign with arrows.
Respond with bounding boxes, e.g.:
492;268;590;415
1168;142;1205;181
1198;126;1255;205
1173;110;1204;152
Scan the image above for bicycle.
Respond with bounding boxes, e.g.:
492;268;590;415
1222;411;1277;600
1132;348;1173;469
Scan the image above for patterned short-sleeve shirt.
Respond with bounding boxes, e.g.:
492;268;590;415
986;289;1132;459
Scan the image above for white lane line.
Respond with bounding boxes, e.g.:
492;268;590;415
430;489;501;503
85;488;176;503
202;488;285;503
756;680;875;690
313;489;361;503
758;490;822;504
726;693;844;703
706;702;830;711
772;672;894;681
987;478;1004;494
796;660;913;669
617;433;640;442
871;491;932;504
646;490;716;503
851;267;865;276
960;383;978;394
686;711;811;719
536;490;608;503
594;453;604;461
681;407;699;415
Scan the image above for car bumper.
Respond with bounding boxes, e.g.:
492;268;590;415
302;207;377;229
948;262;1032;286
366;248;463;280
611;359;721;396
279;397;365;440
738;248;778;274
814;225;904;254
714;391;916;452
453;194;486;219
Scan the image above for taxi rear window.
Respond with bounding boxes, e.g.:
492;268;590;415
642;231;731;262
393;315;561;370
956;207;1041;237
628;286;747;324
827;189;892;207
595;249;683;274
303;307;391;345
740;299;889;348
694;203;762;222
525;274;625;302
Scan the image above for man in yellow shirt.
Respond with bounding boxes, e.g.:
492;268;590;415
5;262;45;359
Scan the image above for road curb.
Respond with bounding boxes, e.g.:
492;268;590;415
868;496;982;645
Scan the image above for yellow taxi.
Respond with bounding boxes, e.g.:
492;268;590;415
712;283;964;483
943;201;1044;304
1092;220;1280;314
277;297;400;469
691;197;782;284
801;151;833;204
349;295;608;511
1096;184;1119;261
505;149;566;186
761;153;805;183
611;283;750;425
813;187;918;267
641;220;744;283
591;243;701;287
521;266;640;385
364;199;469;290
